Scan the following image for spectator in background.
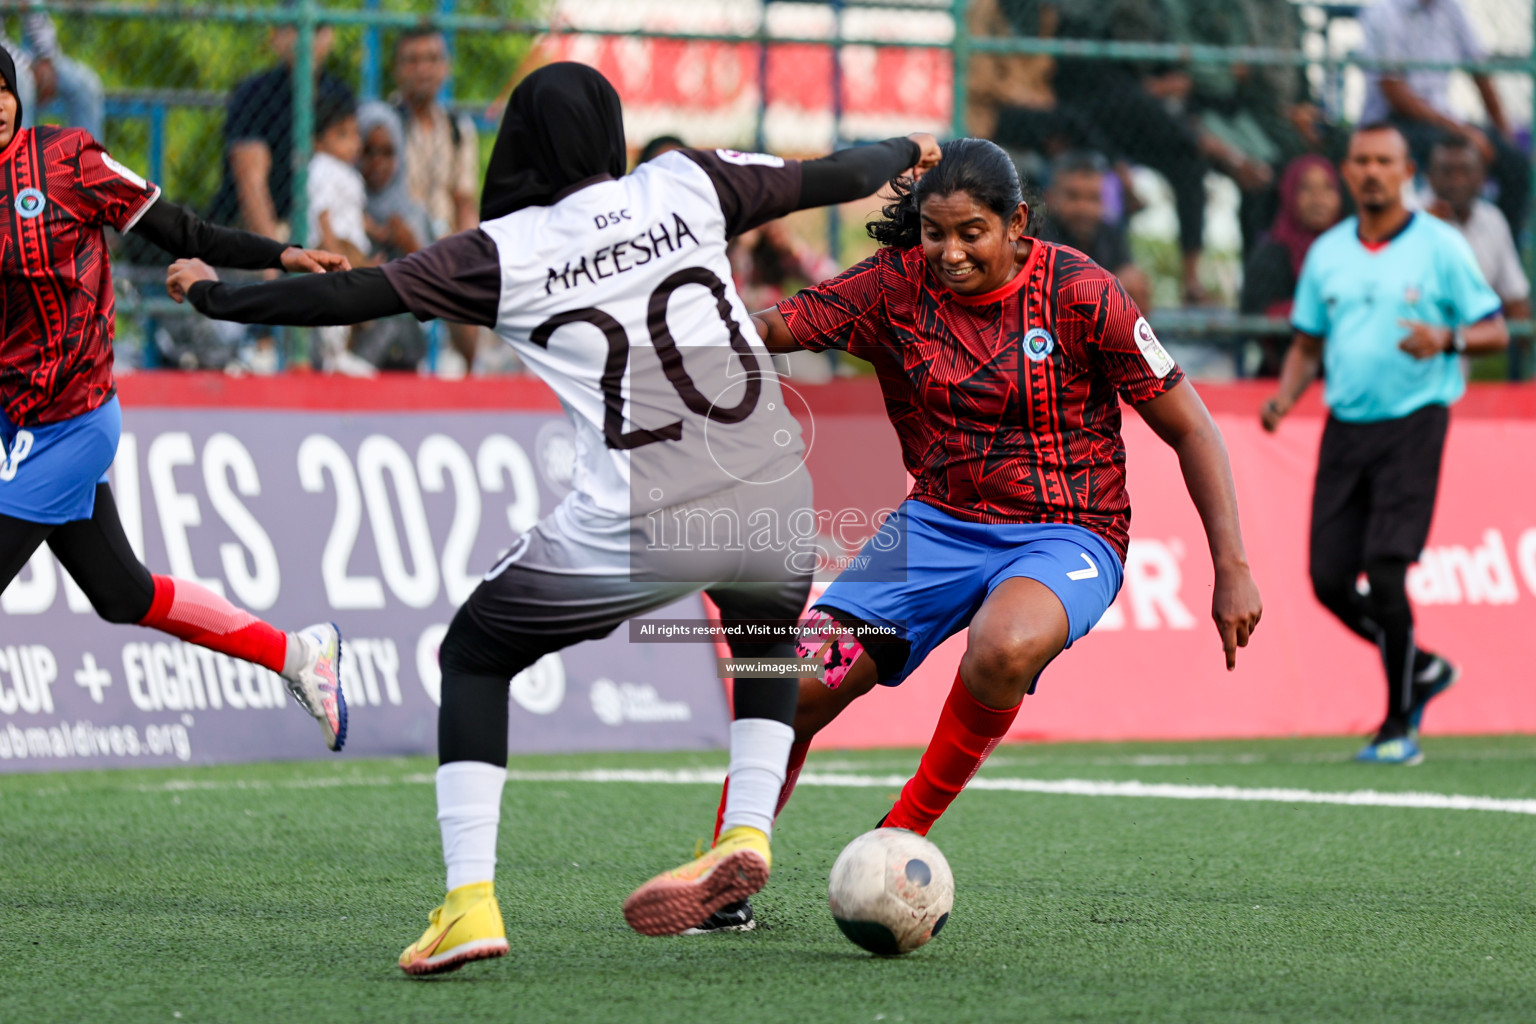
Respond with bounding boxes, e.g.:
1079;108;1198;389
1043;0;1214;304
1425;136;1531;322
306;92;376;377
1241;154;1342;376
637;135;687;164
354;101;431;371
1180;0;1338;255
307;93;368;267
0;10;104;138
358;102;433;260
391;26;480;370
728;221;840;313
1036;151;1153;311
1360;0;1529;245
210;18;351;237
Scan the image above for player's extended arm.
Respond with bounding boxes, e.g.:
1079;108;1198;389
136;199;350;281
1134;379;1263;671
173;261;408;325
795;134;941;210
749;308;798;354
1260;331;1323;432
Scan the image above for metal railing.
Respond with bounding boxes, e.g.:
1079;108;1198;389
14;0;1536;376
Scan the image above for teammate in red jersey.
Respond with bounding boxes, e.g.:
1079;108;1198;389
0;52;351;751
692;139;1264;932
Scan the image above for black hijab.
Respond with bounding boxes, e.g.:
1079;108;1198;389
0;48;22;130
480;62;626;221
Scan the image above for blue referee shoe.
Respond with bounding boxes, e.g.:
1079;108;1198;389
1354;735;1424;766
1407;656;1460;735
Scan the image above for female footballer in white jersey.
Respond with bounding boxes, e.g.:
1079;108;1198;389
167;62;940;973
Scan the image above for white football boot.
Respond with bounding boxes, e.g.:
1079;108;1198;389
283;622;348;752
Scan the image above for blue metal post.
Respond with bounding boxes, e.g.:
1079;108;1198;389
148;103;166;189
439;0;457;104
1519;0;1536;379
289;0;319;370
755;1;770;153
360;0;383;100
827;0;844;266
951;0;969;139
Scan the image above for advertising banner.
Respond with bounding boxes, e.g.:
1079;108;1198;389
815;384;1536;748
0;383;728;772
4;377;1534;772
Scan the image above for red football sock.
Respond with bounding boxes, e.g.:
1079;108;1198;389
775;739;812;819
138;575;288;674
884;671;1019;835
713;738;811;842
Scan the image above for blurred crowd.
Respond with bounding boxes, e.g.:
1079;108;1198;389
4;0;1530;379
971;0;1529;375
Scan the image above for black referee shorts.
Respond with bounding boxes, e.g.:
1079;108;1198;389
1309;403;1449;577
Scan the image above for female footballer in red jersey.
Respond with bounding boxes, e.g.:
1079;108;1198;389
695;139;1263;931
0;53;351;751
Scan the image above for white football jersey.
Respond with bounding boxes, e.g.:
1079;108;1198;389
383;149;807;526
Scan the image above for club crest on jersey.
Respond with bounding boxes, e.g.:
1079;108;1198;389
1021;328;1055;362
14;188;45;219
1404;286;1421;305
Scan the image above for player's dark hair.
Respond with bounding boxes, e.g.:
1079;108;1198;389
867;138;1031;249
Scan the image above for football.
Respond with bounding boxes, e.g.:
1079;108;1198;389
827;828;954;955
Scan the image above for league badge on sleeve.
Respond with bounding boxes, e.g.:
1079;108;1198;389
14;187;45;219
101;153;149;190
1133;317;1176;378
716;149;785;168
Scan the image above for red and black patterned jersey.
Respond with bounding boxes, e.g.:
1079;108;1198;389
778;241;1184;559
0;126;159;426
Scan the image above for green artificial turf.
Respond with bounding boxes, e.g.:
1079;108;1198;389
2;736;1534;1023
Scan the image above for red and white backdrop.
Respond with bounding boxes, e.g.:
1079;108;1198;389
1;375;1532;772
537;1;954;151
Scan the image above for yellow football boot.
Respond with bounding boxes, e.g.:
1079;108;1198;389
622;826;771;936
398;882;509;976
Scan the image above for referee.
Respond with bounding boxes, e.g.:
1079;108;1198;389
1262;122;1507;765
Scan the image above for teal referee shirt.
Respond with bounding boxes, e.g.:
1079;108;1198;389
1291;212;1502;423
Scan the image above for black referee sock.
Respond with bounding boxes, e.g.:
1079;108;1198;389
1365;560;1415;743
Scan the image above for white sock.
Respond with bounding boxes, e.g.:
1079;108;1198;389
436;761;507;892
281;632;305;678
721;718;794;838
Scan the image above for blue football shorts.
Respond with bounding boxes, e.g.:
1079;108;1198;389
814;499;1124;686
0;396;121;524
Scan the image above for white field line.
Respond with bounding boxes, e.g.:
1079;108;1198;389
507;768;1536;815
112;767;1536;815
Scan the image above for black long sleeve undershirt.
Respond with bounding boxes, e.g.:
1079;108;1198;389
188;268;407;325
131;197;290;270
796;137;921;210
188;137;923;327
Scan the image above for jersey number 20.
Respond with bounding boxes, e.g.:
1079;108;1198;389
530;267;763;450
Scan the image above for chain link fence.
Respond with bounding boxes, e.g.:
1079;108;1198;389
5;0;1533;378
